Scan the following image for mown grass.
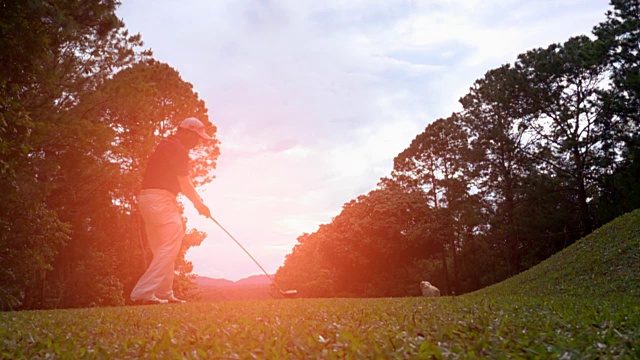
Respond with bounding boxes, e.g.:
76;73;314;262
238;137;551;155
2;209;639;359
2;296;638;359
471;208;640;300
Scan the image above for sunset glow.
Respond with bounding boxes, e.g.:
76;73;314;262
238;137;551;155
116;1;610;281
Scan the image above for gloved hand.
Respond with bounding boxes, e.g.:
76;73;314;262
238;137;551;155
196;203;211;218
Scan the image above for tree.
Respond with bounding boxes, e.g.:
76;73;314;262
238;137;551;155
393;114;474;294
276;232;335;298
274;0;637;299
48;60;220;307
517;36;609;237
0;0;145;310
459;64;541;277
591;0;640;223
276;179;433;298
594;0;640;126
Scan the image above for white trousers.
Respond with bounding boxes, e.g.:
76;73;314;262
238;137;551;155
131;189;183;301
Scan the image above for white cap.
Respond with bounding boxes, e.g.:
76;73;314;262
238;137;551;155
179;117;212;140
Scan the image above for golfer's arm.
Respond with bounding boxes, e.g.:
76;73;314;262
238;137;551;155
177;176;206;209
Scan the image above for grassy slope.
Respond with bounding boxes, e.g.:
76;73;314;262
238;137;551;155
1;210;639;358
473;208;640;299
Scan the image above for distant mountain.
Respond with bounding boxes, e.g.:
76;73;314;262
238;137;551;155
235;274;272;286
195;274;272;288
194;276;235;287
195;274;274;301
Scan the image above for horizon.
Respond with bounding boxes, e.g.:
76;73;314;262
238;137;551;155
195;273;273;281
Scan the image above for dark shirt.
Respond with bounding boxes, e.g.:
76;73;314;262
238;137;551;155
141;136;190;195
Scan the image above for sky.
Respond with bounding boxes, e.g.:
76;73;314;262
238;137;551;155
117;0;610;281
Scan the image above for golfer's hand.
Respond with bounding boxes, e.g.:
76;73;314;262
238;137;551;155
196;203;211;218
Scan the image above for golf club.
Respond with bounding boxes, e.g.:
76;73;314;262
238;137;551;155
207;215;297;298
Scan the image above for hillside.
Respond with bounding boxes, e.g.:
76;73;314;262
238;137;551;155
194;277;235;287
194;274;271;287
235;274;272;286
195;274;273;301
472;208;640;299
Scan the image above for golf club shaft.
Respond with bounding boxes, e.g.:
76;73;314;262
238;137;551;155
208;216;276;284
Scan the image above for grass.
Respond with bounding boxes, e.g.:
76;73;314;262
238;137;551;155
1;209;639;359
471;208;640;300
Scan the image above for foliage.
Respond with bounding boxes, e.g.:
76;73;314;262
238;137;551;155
516;35;609;236
591;0;640;223
67;61;220;307
0;0;145;310
0;198;70;310
275;0;639;298
594;0;640;125
393;115;476;294
57;250;126;308
459;63;541;277
276;232;335;298
278;180;433;298
0;0;218;310
173;229;207;302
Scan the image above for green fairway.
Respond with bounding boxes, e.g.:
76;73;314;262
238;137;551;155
1;296;638;359
2;209;639;359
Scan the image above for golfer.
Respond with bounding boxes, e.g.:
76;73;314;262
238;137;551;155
131;117;212;304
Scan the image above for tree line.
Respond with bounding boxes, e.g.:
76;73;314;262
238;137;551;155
275;0;639;298
1;1;219;310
